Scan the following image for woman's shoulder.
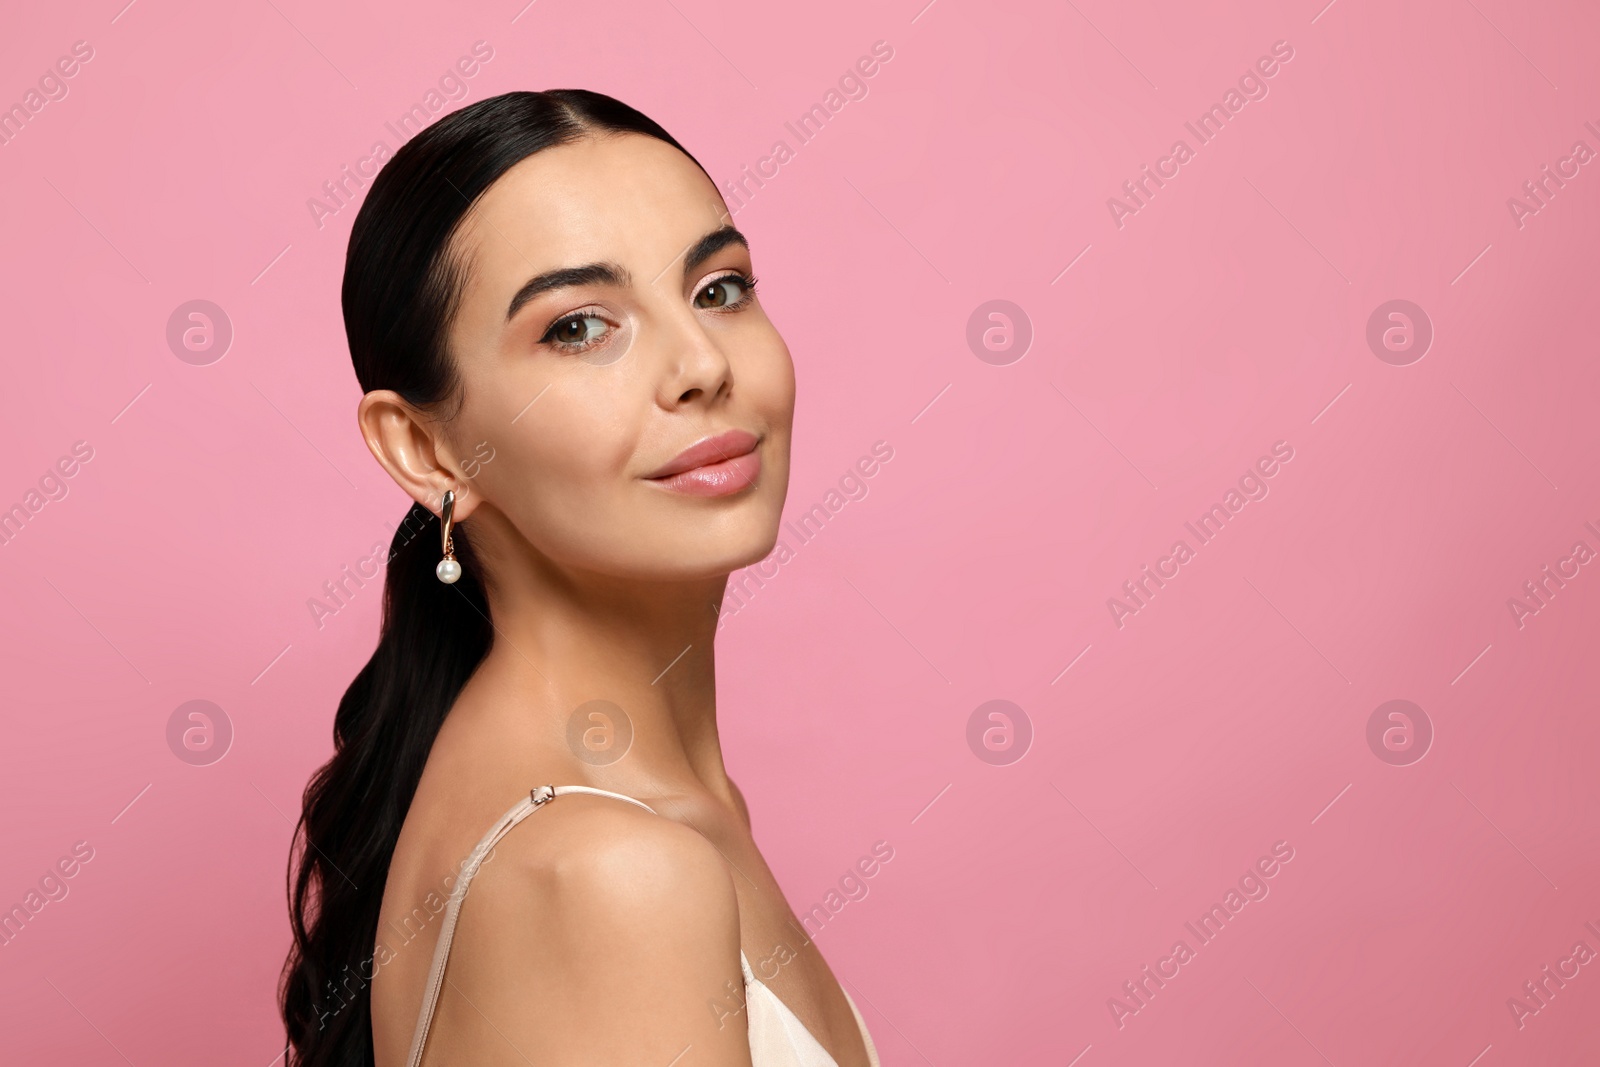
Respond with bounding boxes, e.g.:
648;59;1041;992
421;791;755;1062
483;789;736;915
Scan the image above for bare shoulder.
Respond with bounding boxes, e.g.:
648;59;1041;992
430;793;754;1065
502;793;736;936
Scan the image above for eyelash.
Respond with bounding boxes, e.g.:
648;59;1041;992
537;272;761;355
710;272;760;310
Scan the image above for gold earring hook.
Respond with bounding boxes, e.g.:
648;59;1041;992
440;489;456;560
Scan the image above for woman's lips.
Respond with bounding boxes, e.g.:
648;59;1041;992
645;429;761;497
648;450;761;496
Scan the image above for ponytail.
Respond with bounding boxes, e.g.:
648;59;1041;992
278;89;712;1067
280;506;489;1063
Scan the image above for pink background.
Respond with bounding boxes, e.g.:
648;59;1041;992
2;0;1597;1063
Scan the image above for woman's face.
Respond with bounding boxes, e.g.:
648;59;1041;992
437;132;794;582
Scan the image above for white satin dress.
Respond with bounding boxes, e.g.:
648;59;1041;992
402;784;881;1067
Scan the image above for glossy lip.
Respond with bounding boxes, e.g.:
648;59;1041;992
643;429;762;498
644;429;760;479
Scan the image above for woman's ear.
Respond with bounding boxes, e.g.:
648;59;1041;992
356;390;483;520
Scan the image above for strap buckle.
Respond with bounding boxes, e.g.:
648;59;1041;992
530;785;557;807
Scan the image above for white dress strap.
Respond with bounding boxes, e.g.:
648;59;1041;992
402;784;656;1067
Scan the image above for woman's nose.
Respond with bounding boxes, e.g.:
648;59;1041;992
655;310;733;408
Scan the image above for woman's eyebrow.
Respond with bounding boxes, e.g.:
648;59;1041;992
681;225;749;277
505;263;630;322
503;226;749;323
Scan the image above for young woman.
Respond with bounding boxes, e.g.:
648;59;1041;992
278;90;880;1067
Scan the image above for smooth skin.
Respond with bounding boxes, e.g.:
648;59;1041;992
359;131;870;1067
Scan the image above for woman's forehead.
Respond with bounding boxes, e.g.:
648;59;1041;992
461;133;724;271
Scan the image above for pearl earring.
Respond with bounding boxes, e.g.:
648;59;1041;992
436;488;462;584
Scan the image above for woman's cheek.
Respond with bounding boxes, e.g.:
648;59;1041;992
761;341;797;424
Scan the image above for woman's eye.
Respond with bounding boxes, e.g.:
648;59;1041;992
694;275;754;309
542;313;610;349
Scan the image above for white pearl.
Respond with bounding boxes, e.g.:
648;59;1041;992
436;559;462;584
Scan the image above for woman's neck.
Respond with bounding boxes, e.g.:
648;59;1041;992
469;544;736;802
